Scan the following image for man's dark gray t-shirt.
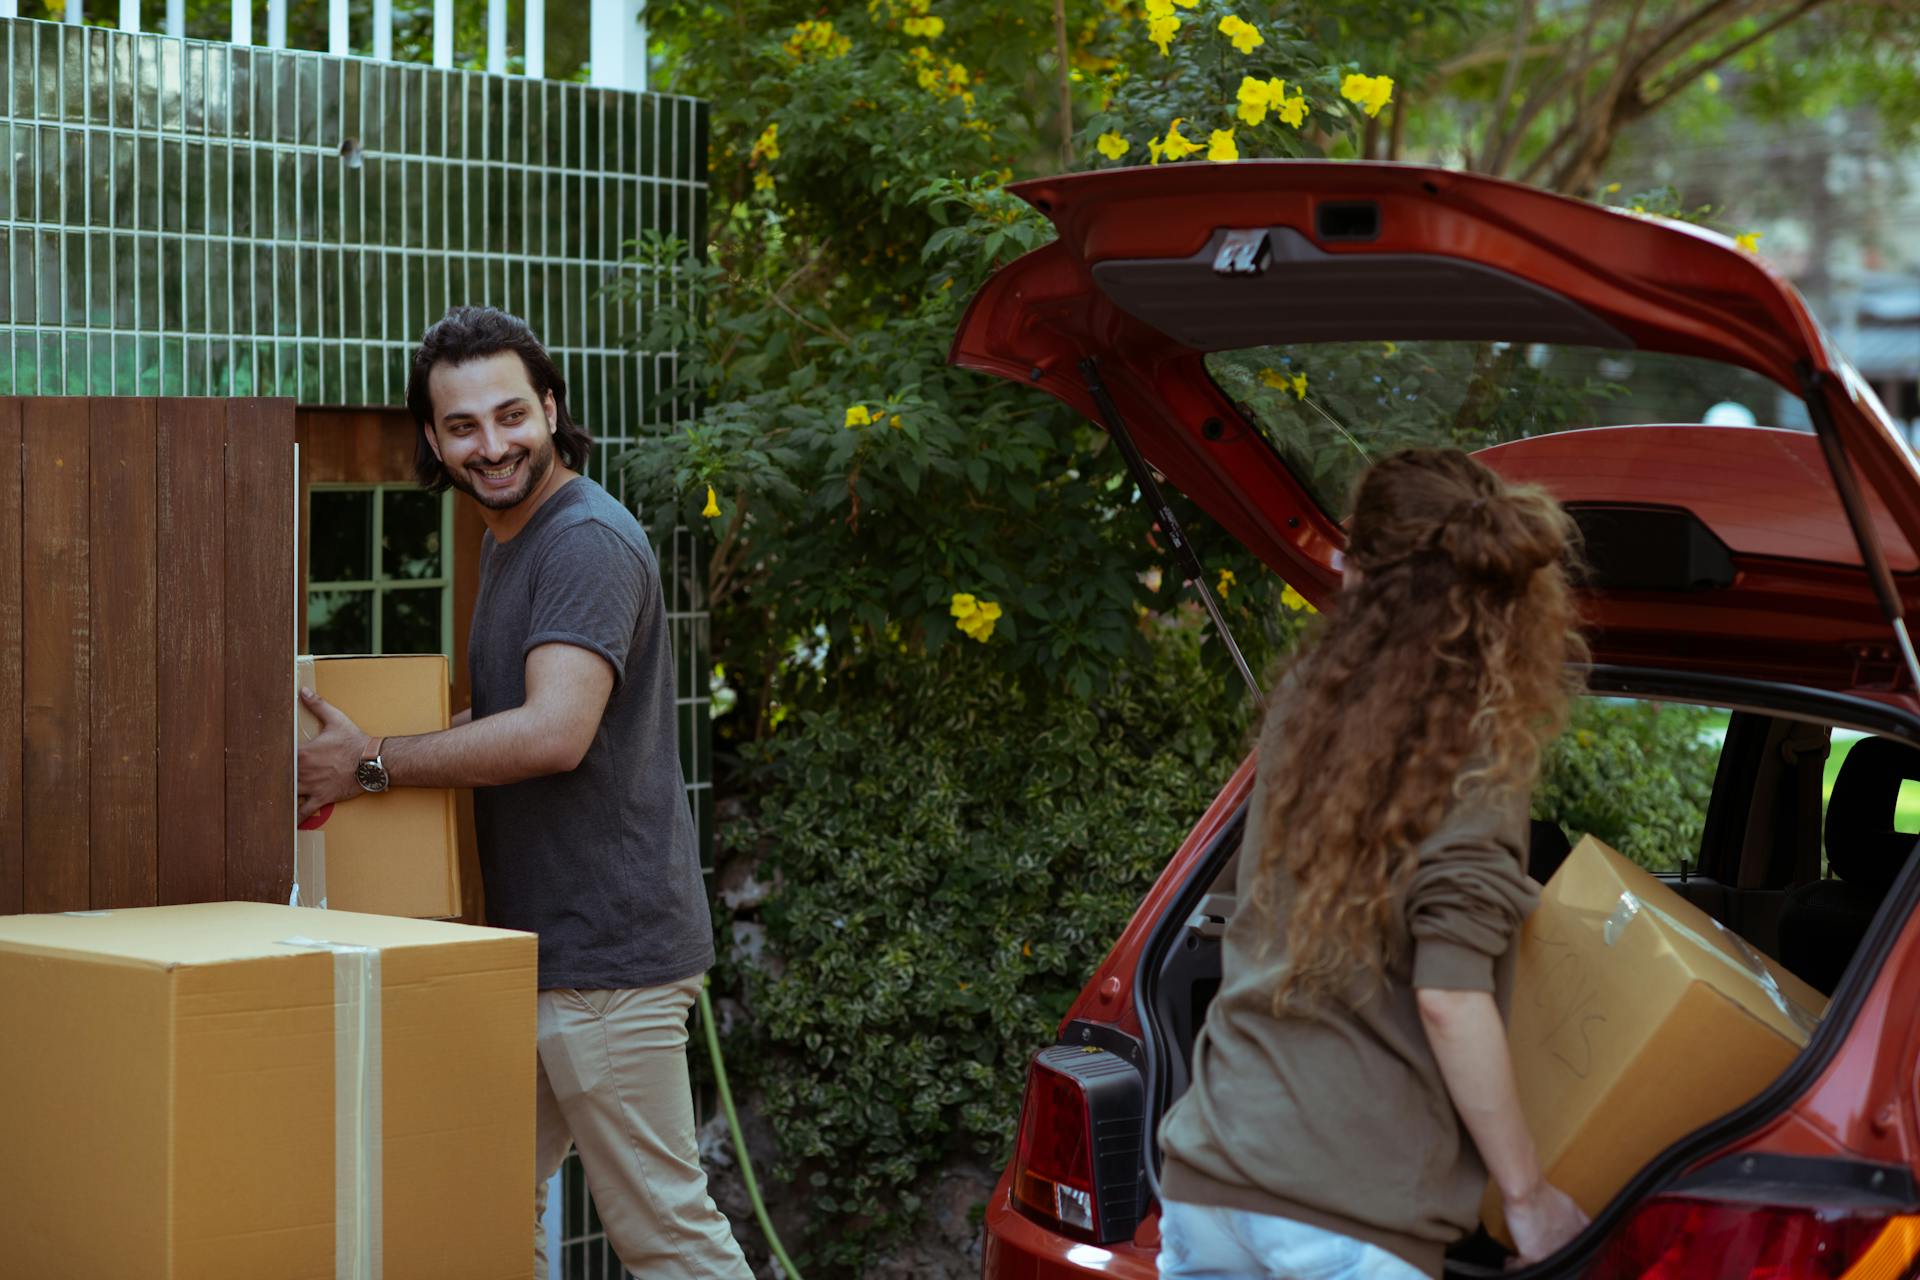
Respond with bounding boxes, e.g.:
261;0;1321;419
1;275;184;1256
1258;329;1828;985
469;475;713;990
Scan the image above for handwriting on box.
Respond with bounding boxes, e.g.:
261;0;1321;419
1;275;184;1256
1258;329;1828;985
1526;922;1607;1080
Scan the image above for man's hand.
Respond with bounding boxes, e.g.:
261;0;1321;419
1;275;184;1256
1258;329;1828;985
296;687;373;823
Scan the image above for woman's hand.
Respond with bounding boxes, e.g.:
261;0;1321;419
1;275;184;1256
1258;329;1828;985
1504;1178;1589;1266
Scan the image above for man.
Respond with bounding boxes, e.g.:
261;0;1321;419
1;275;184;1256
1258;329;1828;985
297;305;752;1280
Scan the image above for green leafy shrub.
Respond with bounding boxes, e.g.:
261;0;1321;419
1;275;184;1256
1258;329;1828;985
1533;698;1725;871
723;624;1249;1268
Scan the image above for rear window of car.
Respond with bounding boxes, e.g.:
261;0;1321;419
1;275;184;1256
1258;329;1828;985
1205;342;1795;519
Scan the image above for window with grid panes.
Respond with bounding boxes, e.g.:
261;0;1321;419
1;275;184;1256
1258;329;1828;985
307;485;454;657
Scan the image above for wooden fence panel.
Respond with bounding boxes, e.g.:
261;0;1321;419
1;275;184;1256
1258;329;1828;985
89;398;159;909
155;399;228;904
20;399;92;911
0;400;20;915
222;398;295;904
2;397;293;914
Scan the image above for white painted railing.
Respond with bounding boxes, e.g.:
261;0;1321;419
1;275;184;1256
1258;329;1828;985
0;0;648;90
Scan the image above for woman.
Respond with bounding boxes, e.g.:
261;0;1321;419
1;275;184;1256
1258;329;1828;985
1157;449;1591;1279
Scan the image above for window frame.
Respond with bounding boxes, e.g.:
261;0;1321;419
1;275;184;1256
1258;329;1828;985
305;482;456;658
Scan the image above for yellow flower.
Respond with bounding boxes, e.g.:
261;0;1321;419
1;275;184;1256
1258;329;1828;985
784;19;851;59
1290;372;1308;399
889;414;904;429
845;404;873;428
1381;341;1399;356
1147;13;1179;54
1602;181;1621;195
1218;14;1264;54
950;592;1003;643
1216;568;1237;598
1258;367;1288;390
1274;83;1310;127
1145;0;1174;13
1022;941;1033;957
1340;72;1394;118
1207;128;1239;162
1735;231;1762;253
1160;118;1200;160
1096;131;1131;160
1236;75;1273;126
751;122;780;162
1279;584;1317;613
753;172;775;193
701;485;721;518
902;14;944;38
1148;136;1166;164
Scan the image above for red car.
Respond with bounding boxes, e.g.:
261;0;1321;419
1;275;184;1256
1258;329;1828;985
950;161;1920;1280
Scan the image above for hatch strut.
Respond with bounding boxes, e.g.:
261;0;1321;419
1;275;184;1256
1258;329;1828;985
1080;357;1264;705
1802;365;1920;692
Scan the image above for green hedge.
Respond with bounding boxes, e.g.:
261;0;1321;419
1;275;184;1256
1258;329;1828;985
1533;698;1724;872
722;625;1248;1267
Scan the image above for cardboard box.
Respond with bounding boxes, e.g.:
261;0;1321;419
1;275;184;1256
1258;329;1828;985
297;653;461;918
1486;836;1827;1243
0;902;535;1280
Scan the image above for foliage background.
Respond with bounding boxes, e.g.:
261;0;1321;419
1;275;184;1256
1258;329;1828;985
619;0;1888;1270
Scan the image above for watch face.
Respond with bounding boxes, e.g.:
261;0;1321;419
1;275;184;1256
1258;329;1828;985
355;758;390;794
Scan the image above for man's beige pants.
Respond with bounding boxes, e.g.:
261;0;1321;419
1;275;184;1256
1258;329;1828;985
532;977;753;1280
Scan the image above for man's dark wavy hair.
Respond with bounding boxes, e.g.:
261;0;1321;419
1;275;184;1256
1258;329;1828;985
408;306;592;493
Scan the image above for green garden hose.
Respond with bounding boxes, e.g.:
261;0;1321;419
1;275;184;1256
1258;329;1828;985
700;979;805;1280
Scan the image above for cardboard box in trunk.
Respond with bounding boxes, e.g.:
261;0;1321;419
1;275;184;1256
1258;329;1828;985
0;902;535;1279
297;653;461;918
1485;835;1827;1244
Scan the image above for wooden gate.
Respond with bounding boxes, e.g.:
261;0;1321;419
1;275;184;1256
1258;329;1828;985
0;397;296;914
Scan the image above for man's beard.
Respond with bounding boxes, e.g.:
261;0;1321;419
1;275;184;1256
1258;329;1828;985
448;430;556;511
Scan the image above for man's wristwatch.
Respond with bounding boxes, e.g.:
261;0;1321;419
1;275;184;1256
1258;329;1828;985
354;737;390;794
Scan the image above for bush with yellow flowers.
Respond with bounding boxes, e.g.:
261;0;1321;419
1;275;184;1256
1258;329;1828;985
613;2;1389;1270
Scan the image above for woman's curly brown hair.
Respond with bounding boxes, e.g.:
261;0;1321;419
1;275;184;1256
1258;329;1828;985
1258;448;1588;1012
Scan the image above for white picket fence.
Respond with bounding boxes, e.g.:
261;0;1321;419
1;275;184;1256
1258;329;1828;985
2;0;650;90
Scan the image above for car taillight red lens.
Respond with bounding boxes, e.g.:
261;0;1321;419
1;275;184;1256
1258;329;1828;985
1583;1195;1920;1280
1008;1044;1144;1245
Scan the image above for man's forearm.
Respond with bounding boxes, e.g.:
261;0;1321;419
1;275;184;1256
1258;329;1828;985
382;706;577;789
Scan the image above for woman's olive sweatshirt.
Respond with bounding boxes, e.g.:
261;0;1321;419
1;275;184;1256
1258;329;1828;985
1157;742;1538;1278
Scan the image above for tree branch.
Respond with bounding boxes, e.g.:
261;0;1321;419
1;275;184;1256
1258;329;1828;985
1474;0;1538;170
1638;0;1830;115
1482;0;1616;174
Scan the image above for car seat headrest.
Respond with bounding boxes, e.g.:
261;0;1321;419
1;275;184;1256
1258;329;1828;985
1823;736;1920;895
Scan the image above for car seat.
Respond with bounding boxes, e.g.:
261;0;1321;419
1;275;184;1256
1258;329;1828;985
1527;819;1573;885
1776;737;1920;995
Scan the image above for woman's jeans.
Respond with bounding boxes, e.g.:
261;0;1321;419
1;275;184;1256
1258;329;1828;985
1157;1198;1430;1280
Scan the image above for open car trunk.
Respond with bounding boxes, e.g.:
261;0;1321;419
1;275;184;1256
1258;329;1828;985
1135;672;1920;1274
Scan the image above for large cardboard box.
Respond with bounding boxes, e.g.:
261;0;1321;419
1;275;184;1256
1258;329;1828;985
0;902;535;1279
297;654;461;918
1486;836;1827;1242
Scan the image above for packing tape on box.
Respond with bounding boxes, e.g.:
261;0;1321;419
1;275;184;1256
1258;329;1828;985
1602;890;1821;1036
279;936;383;1280
291;831;329;910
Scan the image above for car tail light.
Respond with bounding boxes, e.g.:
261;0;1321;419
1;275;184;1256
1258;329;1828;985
1583;1195;1920;1279
1009;1044;1144;1245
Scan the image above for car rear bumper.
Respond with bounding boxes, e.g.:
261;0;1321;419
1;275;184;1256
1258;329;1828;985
981;1167;1160;1280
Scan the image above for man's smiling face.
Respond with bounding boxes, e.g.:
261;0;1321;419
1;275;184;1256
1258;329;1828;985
422;351;560;511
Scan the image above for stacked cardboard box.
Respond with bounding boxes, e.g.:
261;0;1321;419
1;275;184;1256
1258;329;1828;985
297;654;462;918
0;902;535;1279
1486;836;1827;1242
